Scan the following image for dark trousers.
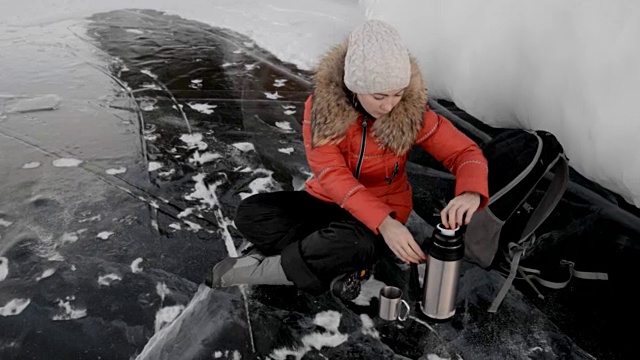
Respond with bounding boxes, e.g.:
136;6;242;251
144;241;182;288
234;191;390;295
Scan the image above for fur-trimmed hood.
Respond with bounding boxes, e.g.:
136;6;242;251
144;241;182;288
310;42;428;155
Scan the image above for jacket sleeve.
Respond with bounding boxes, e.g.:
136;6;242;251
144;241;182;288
416;107;490;209
302;96;393;233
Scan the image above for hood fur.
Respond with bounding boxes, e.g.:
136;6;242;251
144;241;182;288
310;42;427;155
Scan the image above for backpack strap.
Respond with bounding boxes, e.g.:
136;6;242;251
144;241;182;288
519;260;609;289
487;132;544;205
488;152;570;313
519;154;569;243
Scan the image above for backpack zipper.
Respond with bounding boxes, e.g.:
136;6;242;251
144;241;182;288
354;118;367;179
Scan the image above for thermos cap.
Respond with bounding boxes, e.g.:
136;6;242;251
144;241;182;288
436;223;460;237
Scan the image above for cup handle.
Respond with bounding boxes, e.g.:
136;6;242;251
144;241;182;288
397;299;410;321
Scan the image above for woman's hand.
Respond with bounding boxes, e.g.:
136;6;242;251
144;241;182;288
378;216;426;264
441;192;481;229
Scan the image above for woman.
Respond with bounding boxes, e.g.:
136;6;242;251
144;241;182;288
207;20;489;300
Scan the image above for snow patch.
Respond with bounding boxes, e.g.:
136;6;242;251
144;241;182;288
52;297;87;321
148;162;163;172
158;169;176;177
183;220;202;232
0;257;8;281
269;311;348;360
189;151;222;165
232;142;255;152
360;314;380;339
180;133;208;150
36;268;56;281
156;282;171;302
138;97;158;110
0;298;31;317
22;162;41;169
213;350;241;360
98;273;122;286
154;305;185;333
189;79;203;89
79;214;101;223
275;121;292;131
353;277;386;306
106;167;127;175
96;231;114;240
140;69;158;79
60;232;79;245
187;102;217;114
141;83;161;90
177;207;194;219
131;258;144;273
52;158;82;167
278;147;294;155
184;172;219;209
238;171;280;200
264;91;283;100
314;310;342;332
426;355;451;360
234;166;253;173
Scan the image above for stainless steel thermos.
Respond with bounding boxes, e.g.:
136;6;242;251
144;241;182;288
419;223;465;321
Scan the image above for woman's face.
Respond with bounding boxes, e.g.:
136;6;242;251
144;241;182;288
356;88;405;119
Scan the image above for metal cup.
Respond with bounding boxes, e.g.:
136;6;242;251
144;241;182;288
378;286;410;321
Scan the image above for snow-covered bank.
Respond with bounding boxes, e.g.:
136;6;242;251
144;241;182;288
362;0;640;208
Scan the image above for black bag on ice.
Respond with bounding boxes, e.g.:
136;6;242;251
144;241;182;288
464;129;571;312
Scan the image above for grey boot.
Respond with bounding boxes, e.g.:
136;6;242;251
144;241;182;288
207;250;293;288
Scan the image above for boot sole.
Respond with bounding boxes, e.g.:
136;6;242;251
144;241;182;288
330;273;363;302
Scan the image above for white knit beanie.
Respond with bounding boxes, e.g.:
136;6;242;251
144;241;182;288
344;19;411;94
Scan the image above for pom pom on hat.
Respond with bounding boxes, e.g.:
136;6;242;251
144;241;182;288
344;19;411;94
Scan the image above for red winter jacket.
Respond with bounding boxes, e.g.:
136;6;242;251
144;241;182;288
302;43;489;234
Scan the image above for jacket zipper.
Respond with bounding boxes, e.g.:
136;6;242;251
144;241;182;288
354;118;367;179
386;161;399;185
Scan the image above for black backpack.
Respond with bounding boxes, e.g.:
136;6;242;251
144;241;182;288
464;129;608;312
